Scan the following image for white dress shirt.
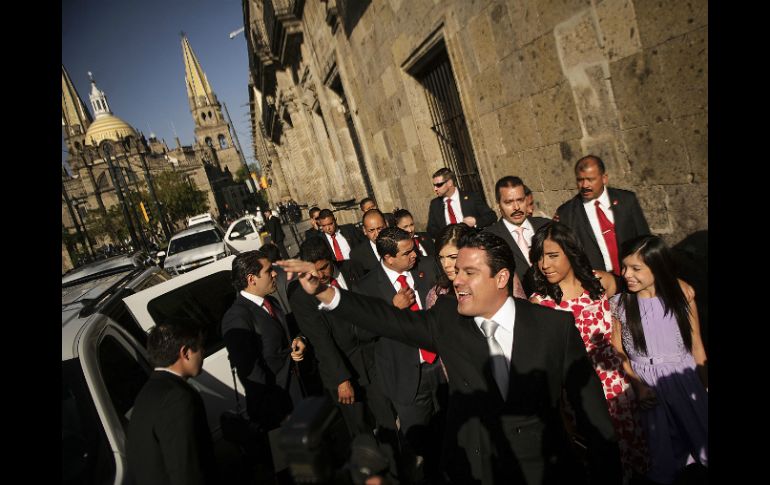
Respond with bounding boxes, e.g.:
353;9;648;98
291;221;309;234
325;231;352;260
332;267;349;290
582;188;615;272
240;290;269;315
369;240;380;260
443;188;465;225
381;262;427;362
473;297;516;369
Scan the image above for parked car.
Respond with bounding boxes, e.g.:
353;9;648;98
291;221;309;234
62;256;246;485
224;214;271;254
159;222;229;276
186;212;215;227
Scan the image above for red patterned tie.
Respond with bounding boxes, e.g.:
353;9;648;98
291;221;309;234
413;237;421;252
594;200;620;275
262;298;276;318
330;278;340;288
445;198;458;224
396;275;437;364
330;234;344;261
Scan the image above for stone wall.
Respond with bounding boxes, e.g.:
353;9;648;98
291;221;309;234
252;0;707;244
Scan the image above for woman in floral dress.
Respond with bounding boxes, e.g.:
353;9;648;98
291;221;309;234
528;222;648;481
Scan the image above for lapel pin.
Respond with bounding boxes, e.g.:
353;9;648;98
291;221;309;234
419;272;425;278
612;200;619;206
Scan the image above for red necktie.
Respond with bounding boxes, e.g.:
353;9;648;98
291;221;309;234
262;298;276;318
445;198;458;224
413;237;421;251
396;275;437;364
330;278;340;288
594;201;620;275
330;234;344;261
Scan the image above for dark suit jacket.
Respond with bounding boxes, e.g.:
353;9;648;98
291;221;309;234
265;215;285;244
322;223;366;255
289;265;379;391
350;240;380;275
354;260;437;405
221;294;299;429
427;190;497;239
485;217;551;284
413;232;436;257
554;188;650;271
304;227;322;241
126;371;217;485
328;292;621;485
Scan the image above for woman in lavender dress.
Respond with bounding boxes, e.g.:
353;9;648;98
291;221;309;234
611;235;708;484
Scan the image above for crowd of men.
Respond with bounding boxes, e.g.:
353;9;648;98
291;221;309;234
127;155;656;484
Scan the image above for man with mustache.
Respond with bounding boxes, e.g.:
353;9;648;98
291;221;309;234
554;155;650;275
484;176;550;296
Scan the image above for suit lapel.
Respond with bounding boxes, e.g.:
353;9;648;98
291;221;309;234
574;195;599;247
410;267;431;308
459;191;473;217
375;265;397;300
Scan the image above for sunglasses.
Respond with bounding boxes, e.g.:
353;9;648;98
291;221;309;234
433;180;448;188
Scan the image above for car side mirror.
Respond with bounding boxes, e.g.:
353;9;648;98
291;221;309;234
229;231;242;239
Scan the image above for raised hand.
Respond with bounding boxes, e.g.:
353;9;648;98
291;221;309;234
392;285;416;309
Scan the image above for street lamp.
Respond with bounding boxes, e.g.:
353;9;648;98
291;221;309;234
127;135;172;240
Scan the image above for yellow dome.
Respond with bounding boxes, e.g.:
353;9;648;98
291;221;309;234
84;114;137;146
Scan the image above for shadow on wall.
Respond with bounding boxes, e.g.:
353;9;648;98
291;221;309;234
671;230;708;354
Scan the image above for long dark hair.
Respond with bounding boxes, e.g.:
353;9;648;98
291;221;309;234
529;222;605;303
618;235;692;355
434;224;474;291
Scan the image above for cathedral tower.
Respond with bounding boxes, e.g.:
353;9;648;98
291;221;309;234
181;34;243;176
61;64;93;170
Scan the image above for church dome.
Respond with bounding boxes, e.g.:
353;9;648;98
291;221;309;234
84;114;137;146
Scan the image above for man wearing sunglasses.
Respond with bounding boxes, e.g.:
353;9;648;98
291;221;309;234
304;206;323;241
426;168;496;240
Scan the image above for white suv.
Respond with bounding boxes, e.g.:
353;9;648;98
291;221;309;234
62;256;248;484
160;223;229;276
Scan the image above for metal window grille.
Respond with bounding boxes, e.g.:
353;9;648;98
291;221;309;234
416;48;484;194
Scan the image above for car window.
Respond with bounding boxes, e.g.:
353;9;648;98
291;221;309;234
231;220;254;237
98;336;150;427
146;270;235;355
167;229;223;255
63;359;116;485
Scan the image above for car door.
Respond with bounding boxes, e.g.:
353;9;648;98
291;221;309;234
225;218;263;254
123;256;245;435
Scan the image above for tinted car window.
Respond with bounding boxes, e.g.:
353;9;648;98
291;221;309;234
168;229;223;255
146;270;235;355
63;359;115;485
98;336;150;427
231;220;254;237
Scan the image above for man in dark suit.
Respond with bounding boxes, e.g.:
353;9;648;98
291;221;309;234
426;168;496;240
221;250;307;431
485;176;550;296
279;231;622;485
304;206;323;242
394;208;436;258
317;208;365;274
350;208;387;275
355;226;442;483
289;237;394;440
126;319;217;485
263;208;290;259
554;155;650;275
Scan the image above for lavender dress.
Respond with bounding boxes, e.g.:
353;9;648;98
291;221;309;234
610;295;708;484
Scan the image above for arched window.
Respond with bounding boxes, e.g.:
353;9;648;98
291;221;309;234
96;172;110;190
218;134;227;149
208;111;213;119
205;137;213;148
201;112;207;121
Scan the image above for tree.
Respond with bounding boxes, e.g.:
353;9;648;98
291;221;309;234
152;171;209;228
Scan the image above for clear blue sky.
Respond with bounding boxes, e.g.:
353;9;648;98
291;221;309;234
62;0;252;164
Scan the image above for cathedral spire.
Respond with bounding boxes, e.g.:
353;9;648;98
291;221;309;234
181;34;216;112
88;71;113;119
61;64;93;136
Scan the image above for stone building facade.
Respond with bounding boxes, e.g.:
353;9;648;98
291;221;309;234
244;0;706;241
62;35;254;267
